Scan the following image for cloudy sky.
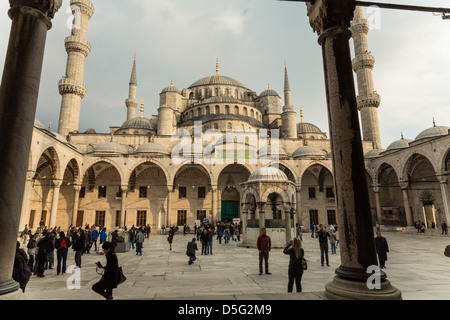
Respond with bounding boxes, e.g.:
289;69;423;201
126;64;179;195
0;0;449;148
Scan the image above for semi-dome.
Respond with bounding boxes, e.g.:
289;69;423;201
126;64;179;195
297;122;324;134
188;75;248;90
386;138;411;151
415;125;450;141
365;149;385;159
135;142;169;155
292;146;327;158
247;166;288;183
93;141;128;154
119;117;155;131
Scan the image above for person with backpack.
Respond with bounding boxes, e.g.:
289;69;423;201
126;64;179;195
55;231;71;275
283;237;305;292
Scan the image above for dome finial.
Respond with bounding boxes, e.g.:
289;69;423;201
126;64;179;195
170;79;173;86
401;131;404;139
140;99;144;118
300;105;304;123
433;117;436;127
215;58;220;75
268;83;270;90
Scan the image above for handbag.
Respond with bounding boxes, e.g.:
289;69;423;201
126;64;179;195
301;257;308;271
444;245;450;257
117;266;126;285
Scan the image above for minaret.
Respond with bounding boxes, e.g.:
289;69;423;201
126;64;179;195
126;53;138;120
281;61;297;138
351;5;382;149
57;0;94;137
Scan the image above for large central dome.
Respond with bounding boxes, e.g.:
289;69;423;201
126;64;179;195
188;75;248;90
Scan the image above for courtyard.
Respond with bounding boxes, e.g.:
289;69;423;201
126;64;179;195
20;229;450;300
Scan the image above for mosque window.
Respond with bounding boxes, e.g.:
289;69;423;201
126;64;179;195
179;186;187;199
214;123;218;130
98;186;107;198
243;107;248;116
215;88;219;96
206;106;210;115
139;186;148;198
251;109;255;118
327;210;337;225
189;92;194;99
326;187;335;198
137;210;147;226
235;89;239;98
79;187;86;198
95;211;106;227
197;210;206;221
308;187;316;199
309;210;318;225
215;105;220;114
198;186;206;198
226;106;230;114
235;106;239;114
226;88;230;96
228;122;232;130
177;210;187;226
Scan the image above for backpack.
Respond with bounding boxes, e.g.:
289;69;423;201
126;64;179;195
60;238;68;249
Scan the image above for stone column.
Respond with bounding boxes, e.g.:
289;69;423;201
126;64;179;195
296;185;302;225
400;181;413;227
241;206;248;244
49;180;62;228
166;186;172;227
71;185;81;228
439;177;450;225
373;185;383;224
18;172;33;231
306;0;401;299
0;0;62;296
120;186;128;228
257;202;266;231
284;205;292;243
211;186;216;223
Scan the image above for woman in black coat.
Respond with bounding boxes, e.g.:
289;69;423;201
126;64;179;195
13;241;32;292
92;241;119;300
375;231;389;268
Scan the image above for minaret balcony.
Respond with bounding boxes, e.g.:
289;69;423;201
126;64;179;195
350;19;369;35
357;92;381;110
65;36;91;56
352;53;375;71
70;0;95;18
58;78;88;98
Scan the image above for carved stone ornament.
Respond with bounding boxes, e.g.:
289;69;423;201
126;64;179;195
306;0;356;35
9;0;62;28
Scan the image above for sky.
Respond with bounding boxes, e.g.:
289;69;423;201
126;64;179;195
0;0;449;149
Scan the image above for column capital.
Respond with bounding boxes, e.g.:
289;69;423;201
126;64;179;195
306;0;355;38
438;176;448;184
399;180;409;190
9;0;62;29
52;179;62;188
121;185;128;193
73;185;82;192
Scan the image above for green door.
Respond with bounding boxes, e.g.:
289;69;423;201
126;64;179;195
221;201;239;221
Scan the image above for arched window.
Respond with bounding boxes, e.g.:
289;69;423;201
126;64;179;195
215;105;220;114
243;107;248;116
235;106;239;115
225;105;230;115
214;123;219;130
228;122;232;130
251;109;255;118
189;92;194;99
215;88;219;96
235;89;239;98
206;106;210;115
197;108;202;117
225;88;230;97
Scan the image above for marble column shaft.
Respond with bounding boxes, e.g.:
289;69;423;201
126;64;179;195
0;0;61;295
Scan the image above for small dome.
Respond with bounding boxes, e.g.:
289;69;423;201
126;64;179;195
135;142;169;155
84;128;96;134
259;88;280;98
297;122;324;134
93;141;128;154
415;125;450;141
248;166;288;183
34;119;47;130
119;117;155;131
258;145;288;157
292;146;327;158
365;149;385;159
386;138;411;151
161;83;181;94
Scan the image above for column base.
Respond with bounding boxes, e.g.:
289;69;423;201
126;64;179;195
325;275;402;300
0;279;21;297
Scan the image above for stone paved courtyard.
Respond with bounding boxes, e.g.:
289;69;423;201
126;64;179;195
19;230;450;300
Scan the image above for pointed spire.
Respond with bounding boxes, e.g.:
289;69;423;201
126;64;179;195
284;60;291;92
433;117;436;127
139;99;144;118
268;83;271;90
215;58;220;76
401;132;404;140
170;79;174;86
129;53;137;86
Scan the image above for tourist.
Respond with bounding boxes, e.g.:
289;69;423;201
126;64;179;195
283;238;304;292
21;224;29;244
27;233;38;274
374;231;389;269
92;241;119;300
207;228;213;254
100;227;107;245
13;241;32;293
442;221;448;235
186;238;198;265
73;228;86;268
111;230;119;251
36;231;51;277
168;227;174;251
376;221;380;232
257;228;271;275
135;228;144;255
200;228;209;254
129;227;136;249
84;228;93;254
329;230;337;254
92;226;99;251
224;227;230;245
55;231;71;275
217;229;223;244
47;231;56;270
318;224;330;267
335;229;340;248
310;223;315;238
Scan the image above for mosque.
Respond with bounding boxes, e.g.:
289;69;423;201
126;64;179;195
19;0;450;240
